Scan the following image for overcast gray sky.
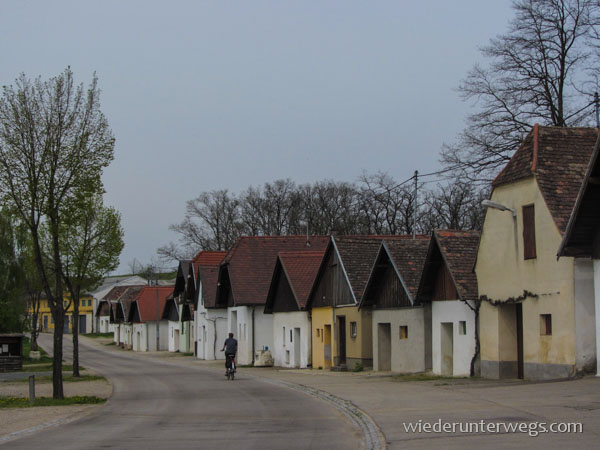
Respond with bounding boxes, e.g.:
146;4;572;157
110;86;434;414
1;1;513;273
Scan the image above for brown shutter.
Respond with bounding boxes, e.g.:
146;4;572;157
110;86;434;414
522;204;536;260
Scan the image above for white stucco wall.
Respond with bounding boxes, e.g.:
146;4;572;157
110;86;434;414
144;320;168;351
168;320;180;352
132;323;147;352
372;307;426;373
122;324;133;349
177;320;191;353
113;323;120;344
228;306;274;365
574;258;596;372
196;308;227;360
432;300;476;376
98;315;110;333
272;312;311;368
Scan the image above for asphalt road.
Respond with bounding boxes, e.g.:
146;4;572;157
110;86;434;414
8;334;361;450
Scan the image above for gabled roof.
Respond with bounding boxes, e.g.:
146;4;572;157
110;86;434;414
492;125;598;234
198;265;221;308
192;251;227;272
334;235;426;303
559;133;600;257
265;250;326;313
117;286;145;322
133;286;172;322
359;237;430;308
217;236;329;307
418;230;480;302
194;251;227;309
96;299;110;316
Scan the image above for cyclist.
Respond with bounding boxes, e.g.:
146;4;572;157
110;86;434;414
220;332;238;375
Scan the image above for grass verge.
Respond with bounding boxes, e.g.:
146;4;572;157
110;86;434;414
0;396;106;408
8;374;105;384
20;364;76;373
391;373;468;382
22;337;53;364
84;333;113;338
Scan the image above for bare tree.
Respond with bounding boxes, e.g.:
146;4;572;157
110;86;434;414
420;180;487;233
357;172;416;235
443;0;599;183
0;68;115;398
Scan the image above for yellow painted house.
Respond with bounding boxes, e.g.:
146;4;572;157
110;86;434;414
307;236;386;370
476;125;598;379
33;294;94;334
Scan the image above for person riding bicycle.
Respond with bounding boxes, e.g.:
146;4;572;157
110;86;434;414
220;332;238;375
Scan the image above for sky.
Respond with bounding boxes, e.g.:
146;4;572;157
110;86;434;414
1;0;514;273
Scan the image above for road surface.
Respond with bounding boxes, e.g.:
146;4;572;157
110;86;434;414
6;334;361;449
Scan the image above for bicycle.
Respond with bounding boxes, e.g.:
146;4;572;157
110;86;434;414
225;353;236;380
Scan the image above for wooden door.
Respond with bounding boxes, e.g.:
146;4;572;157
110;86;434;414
337;316;346;365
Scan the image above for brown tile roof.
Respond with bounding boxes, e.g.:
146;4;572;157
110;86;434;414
222;236;330;306
382;237;431;299
134;286;173;322
334;235;427;302
104;285;131;301
433;230;480;301
199;265;221;308
192;251;227;308
278;251;327;309
118;285;145;321
492;125;598;234
559;133;600;257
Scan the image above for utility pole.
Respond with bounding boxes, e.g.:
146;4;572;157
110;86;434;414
413;170;418;239
595;92;599;129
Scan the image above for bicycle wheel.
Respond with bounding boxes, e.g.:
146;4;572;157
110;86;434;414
230;371;234;380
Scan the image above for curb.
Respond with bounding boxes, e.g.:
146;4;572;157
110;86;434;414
258;376;387;450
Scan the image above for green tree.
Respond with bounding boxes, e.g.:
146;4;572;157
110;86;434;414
61;194;124;377
0;68;115;398
0;210;26;333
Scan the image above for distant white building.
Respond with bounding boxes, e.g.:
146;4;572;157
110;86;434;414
91;276;146;333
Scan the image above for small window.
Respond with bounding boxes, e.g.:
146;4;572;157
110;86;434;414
321;328;324;342
540;314;552;336
459;321;467;335
290;329;293;342
316;329;321;338
523;204;537;260
283;327;286;345
350;321;357;338
399;326;408;339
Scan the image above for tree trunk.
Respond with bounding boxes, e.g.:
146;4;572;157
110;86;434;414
52;313;64;399
72;290;80;377
470;301;481;377
31;312;39;352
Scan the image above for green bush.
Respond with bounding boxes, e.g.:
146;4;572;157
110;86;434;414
353;362;364;372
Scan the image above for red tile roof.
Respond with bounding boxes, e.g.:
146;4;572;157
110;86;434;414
434;230;480;302
492;126;598;234
134;286;173;322
192;251;227;276
221;236;330;306
278;251;327;309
